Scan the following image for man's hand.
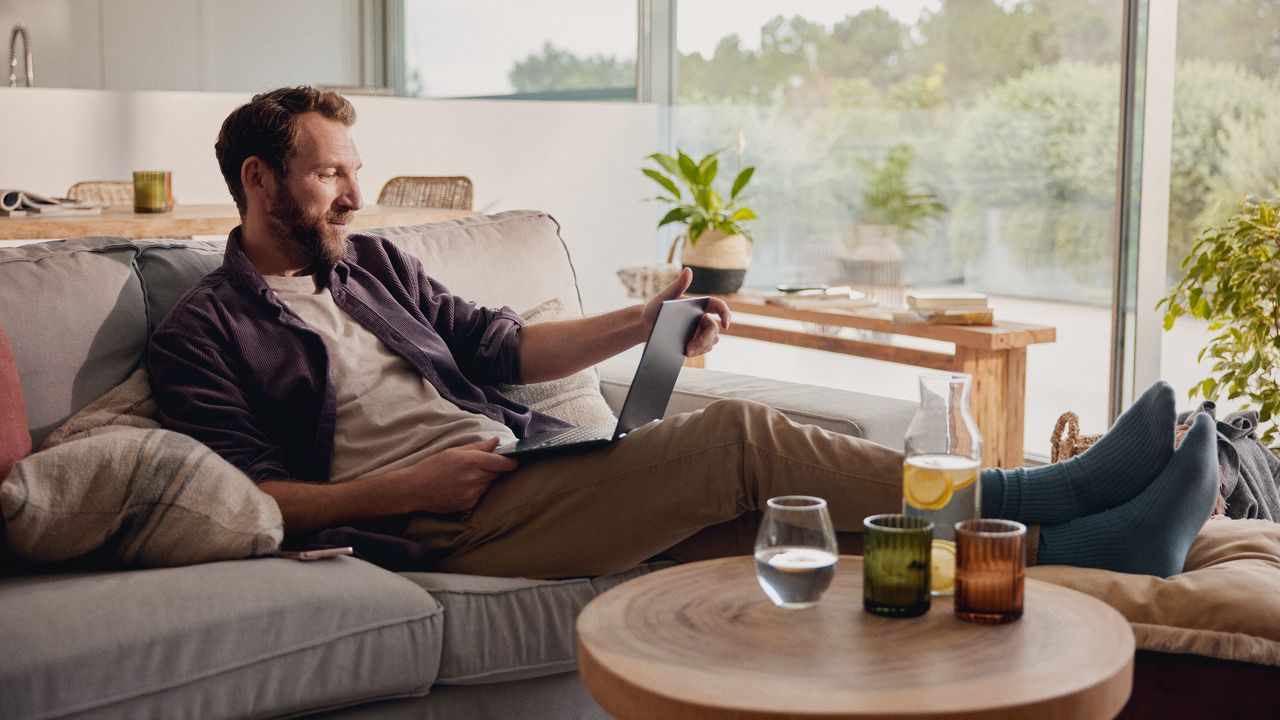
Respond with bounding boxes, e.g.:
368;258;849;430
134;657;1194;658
641;267;732;358
404;437;519;515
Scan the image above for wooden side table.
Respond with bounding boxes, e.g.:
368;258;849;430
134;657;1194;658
578;555;1133;720
700;294;1057;467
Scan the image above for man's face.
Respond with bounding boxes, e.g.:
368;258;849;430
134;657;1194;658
265;112;363;266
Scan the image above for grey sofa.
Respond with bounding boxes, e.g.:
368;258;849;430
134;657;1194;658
0;210;917;720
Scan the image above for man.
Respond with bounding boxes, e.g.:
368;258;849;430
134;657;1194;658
148;86;1218;579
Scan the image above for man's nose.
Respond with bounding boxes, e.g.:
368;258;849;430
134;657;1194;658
339;178;363;211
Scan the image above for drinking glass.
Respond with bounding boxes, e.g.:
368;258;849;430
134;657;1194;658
862;514;933;618
754;496;838;609
903;372;983;596
955;519;1026;624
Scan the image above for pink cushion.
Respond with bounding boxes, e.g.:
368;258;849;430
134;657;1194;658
0;326;31;479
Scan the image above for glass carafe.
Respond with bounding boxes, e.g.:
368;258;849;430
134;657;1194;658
903;372;983;596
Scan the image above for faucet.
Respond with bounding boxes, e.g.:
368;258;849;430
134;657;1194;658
8;24;32;87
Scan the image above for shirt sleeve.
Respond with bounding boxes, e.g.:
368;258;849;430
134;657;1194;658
146;325;292;484
405;253;528;385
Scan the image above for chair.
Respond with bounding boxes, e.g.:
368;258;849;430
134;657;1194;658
377;176;474;211
66;181;134;207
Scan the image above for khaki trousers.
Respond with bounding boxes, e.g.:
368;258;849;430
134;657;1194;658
406;399;904;578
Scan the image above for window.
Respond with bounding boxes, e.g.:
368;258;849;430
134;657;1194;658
400;0;637;100
673;1;1127;456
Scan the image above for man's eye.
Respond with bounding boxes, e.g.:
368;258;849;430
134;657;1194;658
320;172;337;179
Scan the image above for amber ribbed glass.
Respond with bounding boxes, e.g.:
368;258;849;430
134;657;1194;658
955;519;1026;623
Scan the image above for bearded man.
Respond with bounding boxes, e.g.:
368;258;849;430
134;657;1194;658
146;86;1218;580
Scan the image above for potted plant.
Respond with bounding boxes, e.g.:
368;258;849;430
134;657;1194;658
643;148;757;294
1159;198;1280;448
843;144;947;304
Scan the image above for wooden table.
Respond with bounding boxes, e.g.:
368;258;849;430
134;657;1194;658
704;294;1057;468
578;555;1134;720
0;204;474;241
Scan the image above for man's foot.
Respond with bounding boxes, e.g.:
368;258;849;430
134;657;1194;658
981;381;1177;524
1036;411;1219;577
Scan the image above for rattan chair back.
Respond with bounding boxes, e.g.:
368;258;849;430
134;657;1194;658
377;176;474;211
66;181;135;207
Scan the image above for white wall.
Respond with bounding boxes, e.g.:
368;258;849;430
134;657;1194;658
0;87;662;312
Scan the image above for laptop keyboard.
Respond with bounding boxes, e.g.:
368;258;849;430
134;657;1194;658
525;425;611;449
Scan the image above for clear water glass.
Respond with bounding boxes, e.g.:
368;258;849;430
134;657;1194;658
754;495;839;609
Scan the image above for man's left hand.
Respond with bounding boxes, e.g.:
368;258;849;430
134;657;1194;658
641;267;732;358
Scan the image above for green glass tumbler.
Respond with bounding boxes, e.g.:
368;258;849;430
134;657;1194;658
133;171;172;213
863;514;933;618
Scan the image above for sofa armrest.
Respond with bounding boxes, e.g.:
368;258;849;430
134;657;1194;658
598;358;914;450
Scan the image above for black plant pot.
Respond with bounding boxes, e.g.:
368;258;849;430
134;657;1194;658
683;265;747;295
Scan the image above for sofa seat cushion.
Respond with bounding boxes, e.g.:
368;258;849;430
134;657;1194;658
0;557;443;720
401;562;671;685
1029;518;1280;667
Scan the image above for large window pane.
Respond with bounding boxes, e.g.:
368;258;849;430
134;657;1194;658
673;1;1125;457
402;0;636;100
1159;0;1280;431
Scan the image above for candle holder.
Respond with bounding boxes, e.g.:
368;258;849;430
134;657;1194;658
862;513;932;618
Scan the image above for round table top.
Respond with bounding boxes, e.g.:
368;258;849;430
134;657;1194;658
577;555;1134;720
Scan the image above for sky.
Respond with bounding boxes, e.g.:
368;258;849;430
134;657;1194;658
405;0;940;97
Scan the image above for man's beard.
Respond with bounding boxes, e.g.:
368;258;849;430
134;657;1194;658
266;183;352;267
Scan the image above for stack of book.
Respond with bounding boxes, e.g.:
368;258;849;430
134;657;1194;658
762;285;878;311
893;292;993;325
1;190;105;217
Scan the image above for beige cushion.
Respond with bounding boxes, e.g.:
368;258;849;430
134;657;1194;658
370;210;586;319
2;370;282;567
497;299;615;428
1029;518;1280;666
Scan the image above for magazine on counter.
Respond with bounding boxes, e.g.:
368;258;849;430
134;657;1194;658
0;190;105;216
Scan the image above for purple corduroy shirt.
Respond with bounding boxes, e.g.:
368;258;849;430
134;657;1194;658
146;228;572;484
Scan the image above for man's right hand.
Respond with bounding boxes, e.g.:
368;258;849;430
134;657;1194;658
403;437;519;515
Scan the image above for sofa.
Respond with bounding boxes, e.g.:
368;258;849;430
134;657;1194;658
0;210;921;720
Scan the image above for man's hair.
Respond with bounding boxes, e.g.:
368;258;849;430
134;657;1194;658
215;86;357;212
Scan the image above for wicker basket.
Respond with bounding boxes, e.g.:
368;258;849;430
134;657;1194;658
1050;412;1102;462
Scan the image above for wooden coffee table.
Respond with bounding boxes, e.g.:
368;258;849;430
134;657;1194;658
577;556;1134;720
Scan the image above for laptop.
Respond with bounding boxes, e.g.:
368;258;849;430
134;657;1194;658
496;296;709;458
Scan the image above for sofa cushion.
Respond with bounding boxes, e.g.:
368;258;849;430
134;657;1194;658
0;325;30;479
3;426;282;567
0;557;443;720
1029;518;1280;667
135;239;224;330
400;562;671;685
370;210;587;320
498;298;615;428
0;238;147;447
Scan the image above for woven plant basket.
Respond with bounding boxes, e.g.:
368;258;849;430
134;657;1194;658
1050;412;1102;462
672;230;751;294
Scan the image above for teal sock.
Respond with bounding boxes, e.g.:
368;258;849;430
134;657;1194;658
1036;412;1219;577
981;381;1176;524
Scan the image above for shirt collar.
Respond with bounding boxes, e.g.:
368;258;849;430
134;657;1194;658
223;225;353;296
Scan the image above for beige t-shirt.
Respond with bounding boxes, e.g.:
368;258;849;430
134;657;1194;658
264;274;516;483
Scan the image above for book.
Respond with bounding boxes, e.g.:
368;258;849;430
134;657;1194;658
893;308;994;325
1;189;105;215
764;286;877;311
906;292;989;311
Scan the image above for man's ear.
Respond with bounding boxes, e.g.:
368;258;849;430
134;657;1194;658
241;156;275;208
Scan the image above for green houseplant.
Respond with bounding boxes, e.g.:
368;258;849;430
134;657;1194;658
844;144;947;302
643;148;757;294
855;144;947;238
1159;198;1280;447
